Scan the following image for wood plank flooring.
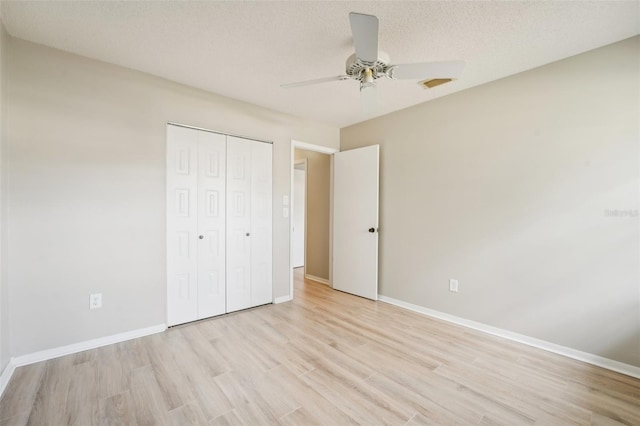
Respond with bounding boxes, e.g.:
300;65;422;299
1;269;639;425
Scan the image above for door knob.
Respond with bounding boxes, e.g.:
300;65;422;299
246;232;250;237
199;235;204;239
368;228;376;233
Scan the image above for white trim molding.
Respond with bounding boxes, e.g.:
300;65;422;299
0;324;166;399
0;358;18;398
292;140;339;155
305;274;331;286
378;295;640;379
273;295;293;304
12;324;166;367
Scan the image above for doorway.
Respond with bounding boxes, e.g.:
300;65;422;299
289;141;338;299
293;149;330;285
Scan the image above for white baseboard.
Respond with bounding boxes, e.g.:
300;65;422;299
305;274;330;286
378;295;640;379
274;295;292;304
0;323;165;399
0;358;18;399
11;323;166;369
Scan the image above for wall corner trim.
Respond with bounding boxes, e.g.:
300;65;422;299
0;323;166;398
378;295;640;379
274;295;293;304
0;358;18;399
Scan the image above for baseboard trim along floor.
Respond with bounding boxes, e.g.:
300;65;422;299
273;295;293;304
2;294;638;401
378;294;640;379
0;323;166;398
2;272;637;424
304;274;330;286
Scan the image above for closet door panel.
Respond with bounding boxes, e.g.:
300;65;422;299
197;131;227;318
226;136;252;313
167;125;199;326
251;142;273;307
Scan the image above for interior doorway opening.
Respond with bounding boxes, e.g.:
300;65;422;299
289;141;338;300
293;149;331;286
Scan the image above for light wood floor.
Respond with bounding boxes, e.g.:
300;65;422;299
1;269;639;425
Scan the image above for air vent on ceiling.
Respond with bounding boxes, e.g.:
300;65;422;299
419;78;453;89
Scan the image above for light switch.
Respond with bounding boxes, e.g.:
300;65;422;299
283;195;289;206
283;207;289;218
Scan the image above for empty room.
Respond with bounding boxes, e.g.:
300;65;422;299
0;1;639;425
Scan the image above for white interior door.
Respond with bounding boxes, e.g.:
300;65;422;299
250;141;273;307
197;131;226;318
226;136;253;313
292;167;305;268
167;125;199;326
333;145;379;300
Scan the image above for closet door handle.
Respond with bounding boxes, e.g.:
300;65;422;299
246;233;250;237
199;235;204;240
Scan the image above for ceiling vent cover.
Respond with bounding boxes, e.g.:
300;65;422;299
419;78;453;89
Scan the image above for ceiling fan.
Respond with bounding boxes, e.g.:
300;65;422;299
281;12;465;112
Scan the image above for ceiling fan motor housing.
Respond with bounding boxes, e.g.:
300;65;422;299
345;52;390;82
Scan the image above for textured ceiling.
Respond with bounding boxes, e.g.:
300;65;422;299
1;1;638;128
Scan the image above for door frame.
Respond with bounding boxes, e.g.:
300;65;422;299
292;159;307;270
289;140;338;301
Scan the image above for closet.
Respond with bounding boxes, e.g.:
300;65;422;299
166;124;272;327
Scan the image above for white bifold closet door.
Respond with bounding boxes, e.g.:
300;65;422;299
197;132;227;318
167;125;226;326
226;136;272;313
167;125;272;326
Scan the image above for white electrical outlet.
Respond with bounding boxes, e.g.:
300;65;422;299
90;293;102;309
449;279;459;293
283;195;289;206
283;207;289;218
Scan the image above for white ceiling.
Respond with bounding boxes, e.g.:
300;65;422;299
1;1;638;128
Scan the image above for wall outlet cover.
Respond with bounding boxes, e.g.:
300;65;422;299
449;279;459;293
90;293;102;309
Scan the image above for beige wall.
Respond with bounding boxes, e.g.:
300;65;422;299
341;36;640;366
0;22;8;372
294;149;331;280
6;38;339;357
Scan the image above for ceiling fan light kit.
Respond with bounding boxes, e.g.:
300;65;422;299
281;12;465;111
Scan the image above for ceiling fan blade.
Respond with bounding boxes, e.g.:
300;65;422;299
349;12;379;64
281;75;349;89
360;84;378;115
388;60;465;80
